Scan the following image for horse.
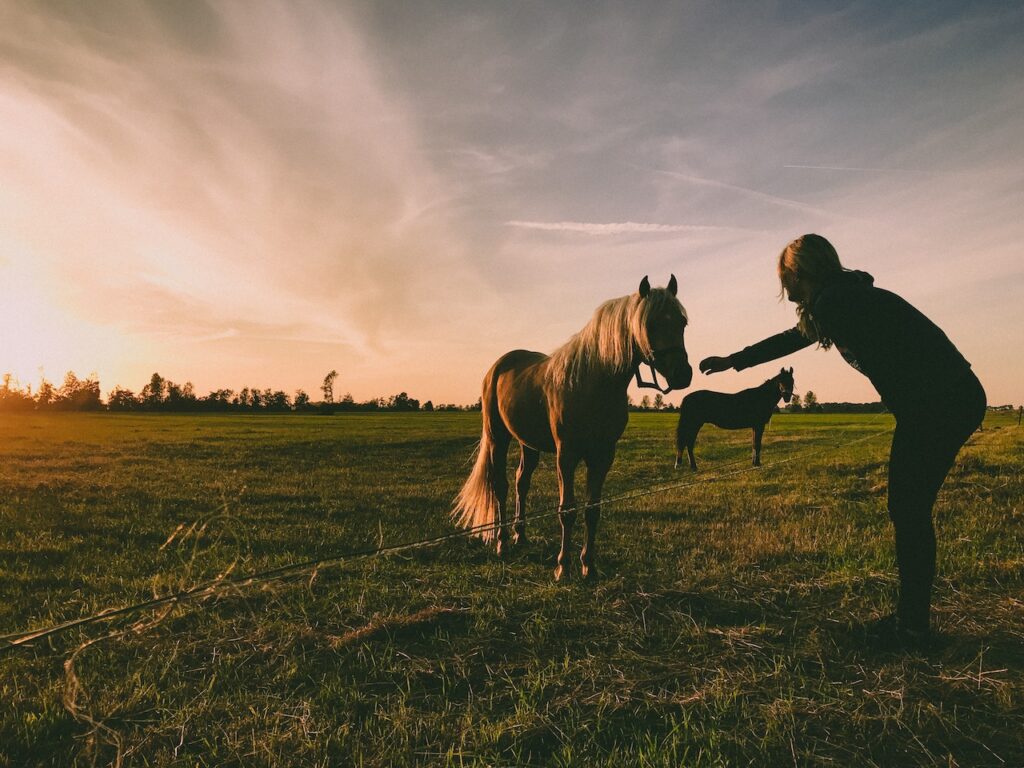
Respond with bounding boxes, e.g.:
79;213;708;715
452;276;692;581
674;367;794;470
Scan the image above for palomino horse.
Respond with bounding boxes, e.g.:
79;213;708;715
452;276;692;581
674;367;794;470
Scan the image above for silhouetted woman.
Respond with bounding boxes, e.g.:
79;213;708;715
701;234;986;645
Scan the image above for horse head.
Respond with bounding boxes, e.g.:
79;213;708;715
776;366;795;403
637;275;692;391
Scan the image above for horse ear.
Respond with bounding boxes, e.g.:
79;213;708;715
639;276;651;298
668;274;678;296
787;367;794;374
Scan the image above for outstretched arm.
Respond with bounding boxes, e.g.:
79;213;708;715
700;327;812;375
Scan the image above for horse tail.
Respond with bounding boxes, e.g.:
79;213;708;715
452;368;506;542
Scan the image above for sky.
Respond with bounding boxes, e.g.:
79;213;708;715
1;0;1022;406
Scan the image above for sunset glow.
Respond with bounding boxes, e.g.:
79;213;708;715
1;3;1022;405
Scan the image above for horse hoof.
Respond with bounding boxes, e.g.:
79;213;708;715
554;565;571;582
581;565;599;581
496;541;509;559
512;532;528;547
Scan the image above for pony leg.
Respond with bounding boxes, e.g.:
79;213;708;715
752;425;764;467
674;419;690;469
554;448;580;582
513;444;539;546
580;452;613;580
677;422;699;471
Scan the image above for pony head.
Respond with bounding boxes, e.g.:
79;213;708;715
775;366;795;403
635;275;692;391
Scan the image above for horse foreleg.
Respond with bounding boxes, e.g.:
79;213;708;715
513;445;539;546
554;448;579;582
581;453;613;581
752;425;764;467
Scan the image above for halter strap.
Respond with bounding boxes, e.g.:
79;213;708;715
634;361;673;394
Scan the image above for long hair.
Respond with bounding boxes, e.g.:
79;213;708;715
778;233;844;349
546;288;686;391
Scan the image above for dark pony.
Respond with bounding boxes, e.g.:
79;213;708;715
674;367;794;470
453;276;692;580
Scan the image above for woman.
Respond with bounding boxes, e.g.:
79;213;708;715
701;234;986;645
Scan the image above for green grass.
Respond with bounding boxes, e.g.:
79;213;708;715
1;411;1021;766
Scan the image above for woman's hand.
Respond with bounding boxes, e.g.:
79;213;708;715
699;355;734;375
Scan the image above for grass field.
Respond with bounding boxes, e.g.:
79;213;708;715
1;411;1021;766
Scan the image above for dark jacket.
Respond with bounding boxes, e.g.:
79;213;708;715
729;270;972;416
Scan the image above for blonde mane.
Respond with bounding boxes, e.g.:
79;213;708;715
546;288;686;390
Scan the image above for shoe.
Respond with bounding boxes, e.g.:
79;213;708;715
861;613;932;651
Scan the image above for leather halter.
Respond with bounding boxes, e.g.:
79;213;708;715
634;346;680;394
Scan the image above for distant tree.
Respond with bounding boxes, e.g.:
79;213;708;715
165;380;184;410
804;390;818;412
789;393;803;412
202;389;234;411
182;382;196;405
422;400;434;412
640;395;651;410
653;393;665;410
387;392;420;411
36;378;56;409
0;374;33;411
321;370;338;404
56;372;101;410
107;386;138;411
140;373;166;409
294;389;311;410
268;390;290;411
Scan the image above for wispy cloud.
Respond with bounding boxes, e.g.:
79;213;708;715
505;220;739;236
648;167;851;221
783;165;939;175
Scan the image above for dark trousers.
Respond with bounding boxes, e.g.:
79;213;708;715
887;371;987;631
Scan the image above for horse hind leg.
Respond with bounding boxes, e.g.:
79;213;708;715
491;431;512;556
684;424;700;471
513;444;539;546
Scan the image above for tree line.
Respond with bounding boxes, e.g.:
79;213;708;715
0;371;481;414
5;370;1006;415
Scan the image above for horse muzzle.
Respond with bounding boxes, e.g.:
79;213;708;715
651;348;692;391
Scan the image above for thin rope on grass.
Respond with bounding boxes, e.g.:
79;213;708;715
0;419;904;655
